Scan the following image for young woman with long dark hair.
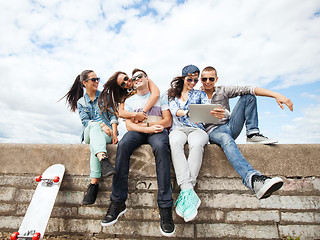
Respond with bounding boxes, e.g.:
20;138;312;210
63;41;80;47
98;70;160;128
61;70;117;205
167;65;209;222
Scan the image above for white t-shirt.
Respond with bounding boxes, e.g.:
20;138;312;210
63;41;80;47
124;91;169;122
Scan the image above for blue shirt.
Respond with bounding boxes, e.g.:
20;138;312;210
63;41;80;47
168;89;208;131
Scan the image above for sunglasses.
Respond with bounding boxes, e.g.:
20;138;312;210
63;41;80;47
186;78;199;84
120;76;129;88
201;77;216;82
132;74;144;82
86;77;100;82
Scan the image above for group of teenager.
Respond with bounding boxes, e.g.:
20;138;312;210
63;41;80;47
62;64;293;237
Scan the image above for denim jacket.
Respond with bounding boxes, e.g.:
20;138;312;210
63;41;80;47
77;90;118;142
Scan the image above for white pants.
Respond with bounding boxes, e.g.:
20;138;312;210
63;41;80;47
169;127;209;189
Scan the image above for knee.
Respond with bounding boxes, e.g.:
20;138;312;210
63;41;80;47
241;94;256;103
210;133;233;146
117;139;126;149
169;133;185;146
188;141;205;150
88;121;100;128
153;141;170;156
169;137;184;147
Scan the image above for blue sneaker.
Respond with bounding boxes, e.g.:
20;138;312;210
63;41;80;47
183;189;201;222
175;189;188;218
175;189;201;222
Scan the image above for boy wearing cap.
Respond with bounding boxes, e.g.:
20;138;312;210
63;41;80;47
101;68;175;237
167;65;209;222
200;66;293;199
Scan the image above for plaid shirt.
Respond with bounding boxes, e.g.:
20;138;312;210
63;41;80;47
168;89;208;131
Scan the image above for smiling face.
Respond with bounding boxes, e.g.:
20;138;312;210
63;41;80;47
201;70;218;91
117;73;133;89
82;72;99;92
183;73;199;91
132;71;147;90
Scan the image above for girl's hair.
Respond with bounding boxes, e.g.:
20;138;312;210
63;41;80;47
167;76;185;101
60;70;93;112
98;71;131;117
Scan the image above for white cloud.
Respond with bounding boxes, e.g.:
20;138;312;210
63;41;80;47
0;0;319;143
280;103;320;143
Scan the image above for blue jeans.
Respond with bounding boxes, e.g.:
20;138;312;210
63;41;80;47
208;95;261;190
111;130;173;208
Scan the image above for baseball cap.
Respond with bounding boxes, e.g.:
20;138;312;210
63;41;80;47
182;64;200;77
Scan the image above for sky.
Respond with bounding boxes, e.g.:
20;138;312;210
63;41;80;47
0;0;319;144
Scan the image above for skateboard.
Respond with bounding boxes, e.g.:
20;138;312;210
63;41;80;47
11;164;65;240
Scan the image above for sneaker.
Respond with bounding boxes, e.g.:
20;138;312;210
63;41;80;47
82;183;99;205
100;157;116;177
246;133;278;145
159;207;175;237
175;190;187;218
252;175;284;199
101;200;127;227
175;189;201;222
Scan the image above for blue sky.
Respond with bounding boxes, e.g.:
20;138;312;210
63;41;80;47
0;0;319;144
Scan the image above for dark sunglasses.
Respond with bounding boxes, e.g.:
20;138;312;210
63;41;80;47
201;77;215;82
132;74;144;81
85;77;100;82
186;78;199;83
120;76;129;88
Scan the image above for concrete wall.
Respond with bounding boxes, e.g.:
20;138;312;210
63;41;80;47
0;143;319;240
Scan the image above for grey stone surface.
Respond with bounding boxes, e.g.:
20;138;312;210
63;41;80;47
1;144;320;240
1;143;319;177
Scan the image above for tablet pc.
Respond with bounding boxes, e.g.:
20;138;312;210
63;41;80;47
189;104;222;123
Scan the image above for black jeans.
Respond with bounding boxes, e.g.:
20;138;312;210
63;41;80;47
110;130;173;208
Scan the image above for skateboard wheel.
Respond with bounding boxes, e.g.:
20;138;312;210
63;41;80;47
32;232;41;240
53;176;60;183
10;232;19;240
35;176;42;182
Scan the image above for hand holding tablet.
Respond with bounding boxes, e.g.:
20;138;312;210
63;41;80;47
189;104;223;123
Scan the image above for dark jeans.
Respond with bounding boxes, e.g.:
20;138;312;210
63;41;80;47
110;130;173;208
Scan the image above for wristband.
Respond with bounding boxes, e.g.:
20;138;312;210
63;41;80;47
143;110;147;114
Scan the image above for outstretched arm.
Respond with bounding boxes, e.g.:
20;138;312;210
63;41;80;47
118;78;159;121
254;87;293;111
144;78;160;112
118;102;146;122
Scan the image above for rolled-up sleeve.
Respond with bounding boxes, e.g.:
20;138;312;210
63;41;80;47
168;99;180;116
109;112;118;125
225;86;256;98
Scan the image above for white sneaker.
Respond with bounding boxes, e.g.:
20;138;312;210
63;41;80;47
252;175;284;199
247;133;278;145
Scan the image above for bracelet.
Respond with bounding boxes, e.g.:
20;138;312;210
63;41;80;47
147;122;149;127
143;110;147;114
